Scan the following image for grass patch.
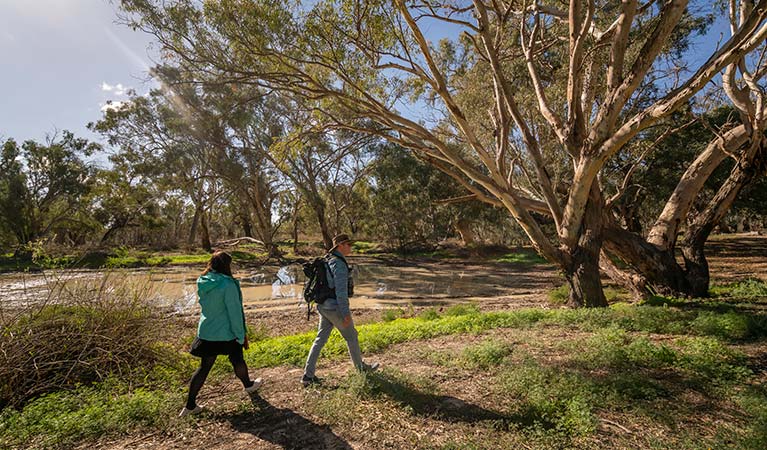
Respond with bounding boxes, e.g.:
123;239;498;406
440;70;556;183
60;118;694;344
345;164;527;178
245;303;767;369
352;241;383;254
548;285;569;304
406;249;458;259
460;339;512;369
499;327;763;448
443;304;480;316
0;247;267;271
569;328;751;389
548;285;633;305
500;359;598;437
418;308;441;321
496;250;548;266
710;278;767;299
6;293;767;448
0;382;182;449
731;278;767;298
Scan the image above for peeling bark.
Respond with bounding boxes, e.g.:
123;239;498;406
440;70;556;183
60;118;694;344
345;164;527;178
564;186;608;307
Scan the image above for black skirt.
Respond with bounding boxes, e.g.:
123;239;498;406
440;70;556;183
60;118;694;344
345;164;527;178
189;337;244;362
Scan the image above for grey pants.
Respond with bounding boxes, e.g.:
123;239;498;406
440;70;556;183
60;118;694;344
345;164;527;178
303;306;363;377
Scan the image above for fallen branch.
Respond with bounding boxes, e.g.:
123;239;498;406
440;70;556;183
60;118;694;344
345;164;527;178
214;237;265;247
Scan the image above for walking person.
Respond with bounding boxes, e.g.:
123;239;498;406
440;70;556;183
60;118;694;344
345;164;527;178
179;251;262;416
302;234;379;386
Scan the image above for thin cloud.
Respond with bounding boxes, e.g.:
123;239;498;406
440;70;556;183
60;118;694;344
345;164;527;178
101;82;128;96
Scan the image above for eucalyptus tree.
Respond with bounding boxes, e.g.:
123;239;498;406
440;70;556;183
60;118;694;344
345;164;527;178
265;104;377;249
594;1;767;298
0;133;96;251
90;163;163;245
121;0;767;306
367;143;497;249
162;70;288;256
90;87;221;251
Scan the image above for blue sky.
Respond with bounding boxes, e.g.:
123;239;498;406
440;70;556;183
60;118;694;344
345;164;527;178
0;1;729;147
0;0;155;144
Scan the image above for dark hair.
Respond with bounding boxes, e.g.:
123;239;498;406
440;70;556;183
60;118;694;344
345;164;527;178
202;251;233;277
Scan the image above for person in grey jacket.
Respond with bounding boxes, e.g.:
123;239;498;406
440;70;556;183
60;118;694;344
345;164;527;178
302;234;379;386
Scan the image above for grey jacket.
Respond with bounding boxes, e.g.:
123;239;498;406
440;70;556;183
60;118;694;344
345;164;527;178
320;249;351;317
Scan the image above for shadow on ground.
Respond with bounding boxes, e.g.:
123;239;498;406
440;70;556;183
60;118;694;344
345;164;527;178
366;372;554;430
220;394;353;450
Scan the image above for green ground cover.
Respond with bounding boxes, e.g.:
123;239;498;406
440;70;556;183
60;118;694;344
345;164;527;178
0;248;269;271
495;249;549;265
2;281;766;448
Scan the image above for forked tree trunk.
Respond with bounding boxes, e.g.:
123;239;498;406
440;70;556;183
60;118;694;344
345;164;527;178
603;223;691;298
682;142;767;296
599;251;652;301
564;187;608;307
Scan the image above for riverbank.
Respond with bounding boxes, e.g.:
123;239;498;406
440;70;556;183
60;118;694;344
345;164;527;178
0;247;267;273
0;239;549;273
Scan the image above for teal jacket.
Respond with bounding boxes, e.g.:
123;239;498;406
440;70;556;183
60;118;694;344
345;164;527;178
196;270;247;344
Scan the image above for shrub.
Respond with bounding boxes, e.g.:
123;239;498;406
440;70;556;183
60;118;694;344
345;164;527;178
0;274;181;409
381;308;405;322
418;308;440;321
443;304;480;316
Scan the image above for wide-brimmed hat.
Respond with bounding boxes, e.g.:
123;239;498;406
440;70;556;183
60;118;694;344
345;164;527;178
330;233;353;250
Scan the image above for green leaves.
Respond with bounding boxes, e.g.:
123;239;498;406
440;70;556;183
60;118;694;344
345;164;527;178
0;133;96;247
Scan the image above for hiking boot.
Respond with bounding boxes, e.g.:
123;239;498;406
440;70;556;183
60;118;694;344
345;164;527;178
244;377;263;394
178;404;205;417
362;362;380;372
301;375;322;387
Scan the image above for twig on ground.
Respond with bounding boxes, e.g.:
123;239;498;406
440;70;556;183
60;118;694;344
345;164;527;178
601;418;633;434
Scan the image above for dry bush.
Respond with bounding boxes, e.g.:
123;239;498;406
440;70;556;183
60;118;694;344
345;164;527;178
0;273;178;409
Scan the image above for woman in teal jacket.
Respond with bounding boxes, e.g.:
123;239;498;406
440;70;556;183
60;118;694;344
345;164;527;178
179;251;262;417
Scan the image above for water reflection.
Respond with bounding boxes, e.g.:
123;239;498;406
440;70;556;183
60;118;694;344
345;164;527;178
0;260;533;313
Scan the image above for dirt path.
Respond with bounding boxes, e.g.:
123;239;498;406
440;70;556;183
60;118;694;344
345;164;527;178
86;323;766;450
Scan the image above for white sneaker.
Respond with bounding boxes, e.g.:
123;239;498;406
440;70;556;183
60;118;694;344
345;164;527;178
244;378;263;394
178;405;205;417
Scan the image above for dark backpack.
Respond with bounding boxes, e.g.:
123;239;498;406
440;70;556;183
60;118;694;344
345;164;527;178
302;257;335;305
